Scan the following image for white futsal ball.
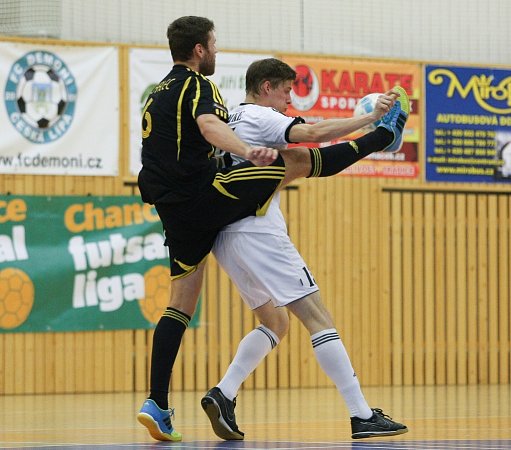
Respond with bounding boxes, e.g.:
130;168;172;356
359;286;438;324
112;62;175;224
353;93;382;131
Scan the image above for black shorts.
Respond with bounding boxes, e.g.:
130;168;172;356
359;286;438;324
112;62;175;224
155;156;286;279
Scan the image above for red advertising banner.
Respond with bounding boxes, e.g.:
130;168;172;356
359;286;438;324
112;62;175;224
281;55;421;178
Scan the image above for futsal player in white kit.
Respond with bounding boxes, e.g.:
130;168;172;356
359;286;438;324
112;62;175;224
201;58;409;440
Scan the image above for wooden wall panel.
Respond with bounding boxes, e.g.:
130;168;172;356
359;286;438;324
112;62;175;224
498;196;510;383
2;179;511;394
383;186;511;387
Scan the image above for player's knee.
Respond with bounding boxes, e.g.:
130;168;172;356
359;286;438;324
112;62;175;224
287;292;335;333
261;310;289;340
279;147;312;181
273;315;290;340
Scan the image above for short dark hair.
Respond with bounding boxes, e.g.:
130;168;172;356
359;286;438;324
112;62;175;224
245;58;297;95
167;16;215;61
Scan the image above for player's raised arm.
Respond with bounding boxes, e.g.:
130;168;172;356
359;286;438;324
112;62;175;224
288;91;398;144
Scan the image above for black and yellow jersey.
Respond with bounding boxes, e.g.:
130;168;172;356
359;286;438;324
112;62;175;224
138;64;229;204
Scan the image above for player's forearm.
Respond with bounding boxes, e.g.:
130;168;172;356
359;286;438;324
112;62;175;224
290;115;376;143
198;115;251;159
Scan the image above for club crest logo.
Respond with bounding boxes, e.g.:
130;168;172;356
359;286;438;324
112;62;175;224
4;50;77;144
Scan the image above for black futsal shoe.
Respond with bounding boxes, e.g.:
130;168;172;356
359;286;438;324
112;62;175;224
201;387;245;440
351;408;408;439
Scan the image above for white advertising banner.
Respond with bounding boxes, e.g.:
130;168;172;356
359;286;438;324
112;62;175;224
128;48;171;177
128;49;273;175
210;52;274;111
0;43;119;176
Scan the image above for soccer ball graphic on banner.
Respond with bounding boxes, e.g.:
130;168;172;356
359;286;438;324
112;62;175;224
353;93;382;131
16;64;68;129
139;265;170;324
0;268;34;330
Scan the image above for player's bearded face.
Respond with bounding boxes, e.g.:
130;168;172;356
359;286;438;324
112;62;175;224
199;49;215;76
199;32;216;76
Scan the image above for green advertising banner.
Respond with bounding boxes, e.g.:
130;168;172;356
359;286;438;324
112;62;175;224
0;196;200;333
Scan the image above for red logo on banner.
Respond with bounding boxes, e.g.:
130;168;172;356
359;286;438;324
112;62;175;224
291;65;320;111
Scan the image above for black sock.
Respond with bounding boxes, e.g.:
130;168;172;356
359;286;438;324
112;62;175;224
308;128;393;177
148;307;191;410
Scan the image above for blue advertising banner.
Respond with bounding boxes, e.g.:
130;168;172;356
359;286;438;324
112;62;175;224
425;65;511;183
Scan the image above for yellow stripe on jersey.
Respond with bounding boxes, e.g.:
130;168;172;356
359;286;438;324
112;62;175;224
213;166;286;199
162;308;190;327
176;76;193;161
215;171;286;183
191;78;200;118
215;165;286;180
212;178;239;199
257;179;284;216
215;108;228;119
203;75;224;106
171;255;209;281
213;82;223;105
216;173;285;184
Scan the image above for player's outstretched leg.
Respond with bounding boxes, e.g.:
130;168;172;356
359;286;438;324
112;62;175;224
201;387;245;440
351;407;408;439
137;399;182;441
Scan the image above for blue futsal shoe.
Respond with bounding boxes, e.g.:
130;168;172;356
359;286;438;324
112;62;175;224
137;399;182;441
377;86;410;153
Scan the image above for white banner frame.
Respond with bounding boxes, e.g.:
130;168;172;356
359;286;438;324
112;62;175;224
0;43;119;176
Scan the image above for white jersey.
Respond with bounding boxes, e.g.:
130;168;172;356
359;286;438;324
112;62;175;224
213;103;318;308
221;103;303;236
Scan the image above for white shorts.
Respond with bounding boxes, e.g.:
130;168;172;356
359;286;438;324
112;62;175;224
212;232;319;309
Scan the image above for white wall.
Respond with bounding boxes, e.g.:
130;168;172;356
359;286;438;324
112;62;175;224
1;0;510;66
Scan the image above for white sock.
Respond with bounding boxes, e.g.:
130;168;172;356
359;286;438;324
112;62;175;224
311;328;373;419
217;325;279;401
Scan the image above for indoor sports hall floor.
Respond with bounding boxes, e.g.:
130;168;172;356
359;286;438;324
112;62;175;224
1;385;510;449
